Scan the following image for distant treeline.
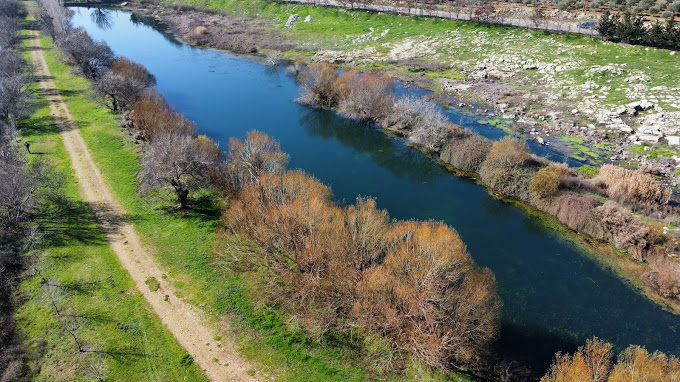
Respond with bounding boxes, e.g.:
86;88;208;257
598;11;680;50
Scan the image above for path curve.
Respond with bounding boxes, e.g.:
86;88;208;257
28;22;258;382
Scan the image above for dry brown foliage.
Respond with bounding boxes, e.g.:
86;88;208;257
345;197;390;272
353;221;501;369
541;338;613;382
479;137;541;200
130;90;196;141
222;130;288;192
440;133;492;173
193;25;207;35
94;57;156;112
298;61;340;108
598;164;671;208
338;73;395;123
647;256;680;299
530;163;568;200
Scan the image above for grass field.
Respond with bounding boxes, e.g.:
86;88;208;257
15;26;209;381
29;20;473;381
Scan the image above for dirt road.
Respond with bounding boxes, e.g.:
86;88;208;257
27;23;258;382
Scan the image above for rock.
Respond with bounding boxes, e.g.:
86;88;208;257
537;137;545;145
637;134;662;143
620;126;633;134
668;136;680;146
672;51;676;56
304;15;312;22
285;14;299;27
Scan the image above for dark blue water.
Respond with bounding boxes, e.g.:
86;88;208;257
71;7;680;372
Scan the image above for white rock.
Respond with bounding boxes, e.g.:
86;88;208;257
537;137;545;145
667;136;680;146
304;15;312;22
285;14;300;27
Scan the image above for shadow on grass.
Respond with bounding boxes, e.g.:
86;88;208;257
19;115;59;137
157;192;222;223
36;195;141;248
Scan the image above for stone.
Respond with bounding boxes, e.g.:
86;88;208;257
285;14;299;27
537;137;545;145
637;134;661;143
668;136;680;146
304;15;312;22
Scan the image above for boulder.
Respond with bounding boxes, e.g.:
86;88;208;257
304;15;312;22
667;136;680;146
285;14;299;27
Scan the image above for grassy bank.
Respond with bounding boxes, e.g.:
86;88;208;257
15;26;208;381
33;19;473;381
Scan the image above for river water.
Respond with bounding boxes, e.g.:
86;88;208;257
70;8;680;373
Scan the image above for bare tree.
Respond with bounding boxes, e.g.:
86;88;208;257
94;57;156;112
58;29;114;80
138;132;220;209
223;130;288;191
36;0;72;41
386;96;449;150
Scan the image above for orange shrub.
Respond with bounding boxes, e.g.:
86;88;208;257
130;90;195;141
541;338;613;382
530;163;568;199
353;221;501;369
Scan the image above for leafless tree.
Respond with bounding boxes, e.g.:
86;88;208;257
94;57;156;112
138;132;220;209
386;96;449;150
223;130;288;191
0;15;20;50
36;0;72;41
58;29;114;80
0;51;31;133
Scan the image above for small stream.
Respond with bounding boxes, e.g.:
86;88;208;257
71;7;680;374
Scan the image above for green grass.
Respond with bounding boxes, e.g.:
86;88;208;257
35;21;472;382
628;143;680;160
15;25;208;382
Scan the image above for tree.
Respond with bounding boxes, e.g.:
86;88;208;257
298;61;340;107
138;132;220;209
0;50;31;133
94;57;156;112
598;10;617;40
58;29;114;80
338;73;395;123
223;130;288;191
353;221;501;369
36;0;71;41
530;163;567;199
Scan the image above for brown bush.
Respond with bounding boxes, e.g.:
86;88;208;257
541;338;613;382
130;90;196;141
298;61;339;108
344;197;390;272
338;73;395;123
530;163;568;200
222;130;288;192
353;221;501;369
598;164;671;208
479;137;541;200
647;256;680;299
594;202;648;255
440;133;492;173
194;26;207;35
538;191;603;235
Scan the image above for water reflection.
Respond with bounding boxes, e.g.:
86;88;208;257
90;8;112;30
300;107;444;184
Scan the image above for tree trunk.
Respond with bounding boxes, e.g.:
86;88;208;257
177;188;189;209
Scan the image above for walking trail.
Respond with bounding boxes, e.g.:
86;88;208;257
27;22;258;382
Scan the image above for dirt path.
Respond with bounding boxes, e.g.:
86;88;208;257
27;25;258;382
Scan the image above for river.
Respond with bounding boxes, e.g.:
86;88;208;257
70;7;680;374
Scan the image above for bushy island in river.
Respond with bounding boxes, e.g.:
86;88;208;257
10;0;678;380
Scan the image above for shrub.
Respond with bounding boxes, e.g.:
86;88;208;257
130;90;196;141
298;61;339;107
598;164;671;208
222;130;288;192
384;96;450;151
647;256;680;299
338;73;395;124
440;133;492;173
541;338;613;382
479;137;540;200
530;163;567;199
353;221;501;369
609;346;680;381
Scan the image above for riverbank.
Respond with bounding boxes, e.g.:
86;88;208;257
130;0;680;185
115;0;680;314
29;11;487;380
